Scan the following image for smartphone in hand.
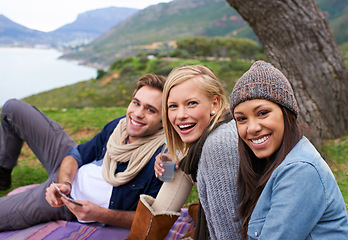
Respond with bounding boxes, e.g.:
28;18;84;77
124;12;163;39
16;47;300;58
52;182;83;206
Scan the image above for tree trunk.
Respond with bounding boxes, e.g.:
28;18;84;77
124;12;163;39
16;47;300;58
226;0;348;145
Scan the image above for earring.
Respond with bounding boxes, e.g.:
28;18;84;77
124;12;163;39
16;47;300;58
211;110;215;115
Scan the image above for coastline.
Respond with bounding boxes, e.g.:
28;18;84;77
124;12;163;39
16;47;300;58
58;54;108;70
0;47;97;107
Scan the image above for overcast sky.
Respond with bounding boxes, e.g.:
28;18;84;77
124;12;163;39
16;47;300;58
0;0;172;32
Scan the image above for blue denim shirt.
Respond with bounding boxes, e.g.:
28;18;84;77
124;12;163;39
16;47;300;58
67;116;163;211
248;137;348;239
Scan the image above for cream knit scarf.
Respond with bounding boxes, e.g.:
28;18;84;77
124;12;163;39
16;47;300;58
102;118;165;186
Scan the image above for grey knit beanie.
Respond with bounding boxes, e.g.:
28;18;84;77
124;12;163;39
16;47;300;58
230;60;299;117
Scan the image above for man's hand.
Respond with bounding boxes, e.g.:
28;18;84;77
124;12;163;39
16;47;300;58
48;185;135;228
62;198;105;222
45;182;71;207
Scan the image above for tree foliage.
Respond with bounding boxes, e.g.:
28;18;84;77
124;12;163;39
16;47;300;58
176;36;261;59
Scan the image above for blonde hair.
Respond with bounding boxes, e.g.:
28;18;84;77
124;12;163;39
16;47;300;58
162;65;228;162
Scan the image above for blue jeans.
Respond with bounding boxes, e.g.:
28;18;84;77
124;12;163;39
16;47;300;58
0;99;76;231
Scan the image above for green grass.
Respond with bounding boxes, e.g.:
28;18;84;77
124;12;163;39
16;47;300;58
1;107;347;210
43;107;127;137
319;136;348;205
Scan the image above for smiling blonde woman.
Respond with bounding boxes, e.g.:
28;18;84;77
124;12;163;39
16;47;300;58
128;65;241;240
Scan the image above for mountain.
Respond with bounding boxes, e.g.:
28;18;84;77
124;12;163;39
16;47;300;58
63;0;348;67
0;7;138;48
64;0;250;66
47;7;139;47
0;15;45;46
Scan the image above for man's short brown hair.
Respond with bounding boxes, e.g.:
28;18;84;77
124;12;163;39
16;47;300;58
132;73;166;97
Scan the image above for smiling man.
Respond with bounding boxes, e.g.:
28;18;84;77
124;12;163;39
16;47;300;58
0;73;166;231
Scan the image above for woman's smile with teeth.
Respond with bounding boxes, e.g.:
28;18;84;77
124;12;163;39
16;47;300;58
179;123;195;130
251;135;270;144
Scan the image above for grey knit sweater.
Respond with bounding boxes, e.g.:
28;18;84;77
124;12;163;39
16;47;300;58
197;119;241;240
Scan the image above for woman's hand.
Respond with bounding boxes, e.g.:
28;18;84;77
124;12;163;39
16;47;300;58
154;153;179;178
154;153;165;178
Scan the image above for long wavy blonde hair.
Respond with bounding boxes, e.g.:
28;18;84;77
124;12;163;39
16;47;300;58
162;65;228;162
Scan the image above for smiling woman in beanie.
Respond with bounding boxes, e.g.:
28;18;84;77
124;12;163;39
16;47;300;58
230;60;348;239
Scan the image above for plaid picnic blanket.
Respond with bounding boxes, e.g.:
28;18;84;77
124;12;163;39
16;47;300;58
0;185;195;240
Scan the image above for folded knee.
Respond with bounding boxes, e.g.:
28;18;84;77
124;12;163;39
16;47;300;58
2;99;22;116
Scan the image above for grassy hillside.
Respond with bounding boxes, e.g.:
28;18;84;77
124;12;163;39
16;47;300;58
63;0;348;67
23;56;257;109
339;42;348;67
317;0;348;45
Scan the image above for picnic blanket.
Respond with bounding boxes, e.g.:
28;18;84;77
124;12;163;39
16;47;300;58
0;185;195;240
0;220;130;240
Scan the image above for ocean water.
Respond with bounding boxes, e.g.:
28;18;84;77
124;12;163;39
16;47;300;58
0;47;96;107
